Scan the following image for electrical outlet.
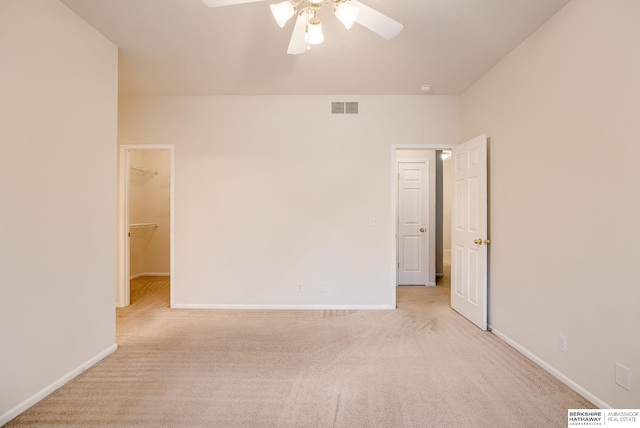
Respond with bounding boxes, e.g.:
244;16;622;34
615;363;631;391
319;282;327;293
558;334;567;353
297;283;302;294
368;217;379;227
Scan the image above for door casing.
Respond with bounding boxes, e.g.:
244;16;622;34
391;144;456;306
117;144;175;308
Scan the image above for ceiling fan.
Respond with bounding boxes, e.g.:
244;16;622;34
202;0;403;55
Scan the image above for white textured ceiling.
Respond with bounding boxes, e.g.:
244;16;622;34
59;0;570;96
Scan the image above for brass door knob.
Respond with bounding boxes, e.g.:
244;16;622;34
419;228;425;232
474;238;483;245
484;239;491;245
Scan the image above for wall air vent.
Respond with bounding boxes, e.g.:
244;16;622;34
345;102;359;114
331;101;359;115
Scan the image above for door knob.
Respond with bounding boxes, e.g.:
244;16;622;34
484;239;491;245
474;238;483;245
419;228;425;232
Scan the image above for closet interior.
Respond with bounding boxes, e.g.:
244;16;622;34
129;150;171;279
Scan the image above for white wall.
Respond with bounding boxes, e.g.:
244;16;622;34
0;0;118;423
119;96;460;308
129;150;171;277
461;0;640;408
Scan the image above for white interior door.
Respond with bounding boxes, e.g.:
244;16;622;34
121;149;132;307
450;135;489;330
398;162;429;285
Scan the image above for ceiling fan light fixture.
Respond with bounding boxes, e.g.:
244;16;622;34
304;17;324;45
202;0;403;55
270;1;295;28
334;2;359;30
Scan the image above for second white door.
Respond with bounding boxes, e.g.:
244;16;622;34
450;135;489;330
398;162;430;285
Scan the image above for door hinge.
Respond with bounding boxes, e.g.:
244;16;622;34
397;262;400;269
397;173;400;180
128;232;131;237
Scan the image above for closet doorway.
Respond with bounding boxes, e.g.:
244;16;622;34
117;145;174;308
391;144;455;298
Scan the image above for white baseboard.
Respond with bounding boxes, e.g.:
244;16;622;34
489;326;610;409
0;344;117;426
396;284;436;287
130;272;170;280
172;304;395;310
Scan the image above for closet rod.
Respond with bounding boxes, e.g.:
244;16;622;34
130;164;158;175
129;223;158;229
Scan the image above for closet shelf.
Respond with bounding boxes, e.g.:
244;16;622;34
130;223;158;229
130;164;158;175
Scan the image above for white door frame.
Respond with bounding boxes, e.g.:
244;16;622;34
117;144;175;308
391;144;456;307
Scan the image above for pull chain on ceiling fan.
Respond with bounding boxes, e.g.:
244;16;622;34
202;0;403;55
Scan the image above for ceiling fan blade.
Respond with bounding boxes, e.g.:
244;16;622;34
287;13;308;55
351;0;403;40
202;0;265;7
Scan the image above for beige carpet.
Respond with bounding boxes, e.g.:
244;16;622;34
5;274;593;427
